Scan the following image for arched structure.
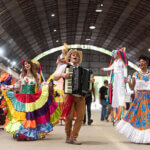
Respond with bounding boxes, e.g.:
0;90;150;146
33;44;140;71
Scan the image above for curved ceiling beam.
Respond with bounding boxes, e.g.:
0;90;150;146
32;44;140;71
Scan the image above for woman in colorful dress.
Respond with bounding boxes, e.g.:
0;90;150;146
101;48;128;125
0;70;14;127
1;60;61;141
116;55;150;143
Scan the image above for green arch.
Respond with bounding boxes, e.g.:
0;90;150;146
32;44;140;71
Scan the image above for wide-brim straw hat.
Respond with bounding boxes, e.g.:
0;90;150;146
31;60;40;68
65;49;82;64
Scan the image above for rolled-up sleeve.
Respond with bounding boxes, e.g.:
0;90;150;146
53;64;67;75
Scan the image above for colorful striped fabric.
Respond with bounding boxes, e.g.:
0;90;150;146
0;73;12;86
2;84;61;141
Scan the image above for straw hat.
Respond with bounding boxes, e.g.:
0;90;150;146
31;60;41;68
65;49;82;64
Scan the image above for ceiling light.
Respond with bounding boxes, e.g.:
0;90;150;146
148;48;150;52
89;26;96;30
96;4;103;12
101;4;103;7
0;48;4;56
56;40;59;43
86;38;91;41
12;61;16;66
96;9;103;12
51;13;55;17
53;29;57;32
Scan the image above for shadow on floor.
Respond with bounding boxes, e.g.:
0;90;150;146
82;141;108;145
120;141;150;145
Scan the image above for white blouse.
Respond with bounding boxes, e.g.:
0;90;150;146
133;71;150;90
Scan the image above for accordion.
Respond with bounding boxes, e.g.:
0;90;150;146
64;65;93;96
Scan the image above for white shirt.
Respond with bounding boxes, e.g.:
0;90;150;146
53;64;67;75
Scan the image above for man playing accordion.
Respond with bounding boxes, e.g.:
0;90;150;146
54;49;93;145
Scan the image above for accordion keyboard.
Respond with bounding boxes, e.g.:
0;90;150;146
64;67;73;93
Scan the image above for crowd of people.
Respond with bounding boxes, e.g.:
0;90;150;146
0;44;149;144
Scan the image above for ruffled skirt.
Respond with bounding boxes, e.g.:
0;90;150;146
116;90;150;143
2;85;61;141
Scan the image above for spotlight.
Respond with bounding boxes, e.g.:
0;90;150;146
0;48;4;56
96;9;103;12
96;4;103;12
89;26;96;30
51;13;55;17
12;61;16;66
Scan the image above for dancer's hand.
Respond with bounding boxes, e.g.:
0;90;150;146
61;73;70;79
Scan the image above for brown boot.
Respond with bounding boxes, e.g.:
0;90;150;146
65;136;70;143
70;139;82;145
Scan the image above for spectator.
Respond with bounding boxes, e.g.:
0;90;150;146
99;80;108;121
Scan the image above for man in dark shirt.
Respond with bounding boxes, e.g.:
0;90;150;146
99;80;108;121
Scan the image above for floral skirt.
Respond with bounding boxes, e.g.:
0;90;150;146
2;85;61;141
116;90;150;143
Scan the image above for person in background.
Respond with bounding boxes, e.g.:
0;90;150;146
83;74;95;125
116;55;150;143
105;87;113;122
99;80;108;121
